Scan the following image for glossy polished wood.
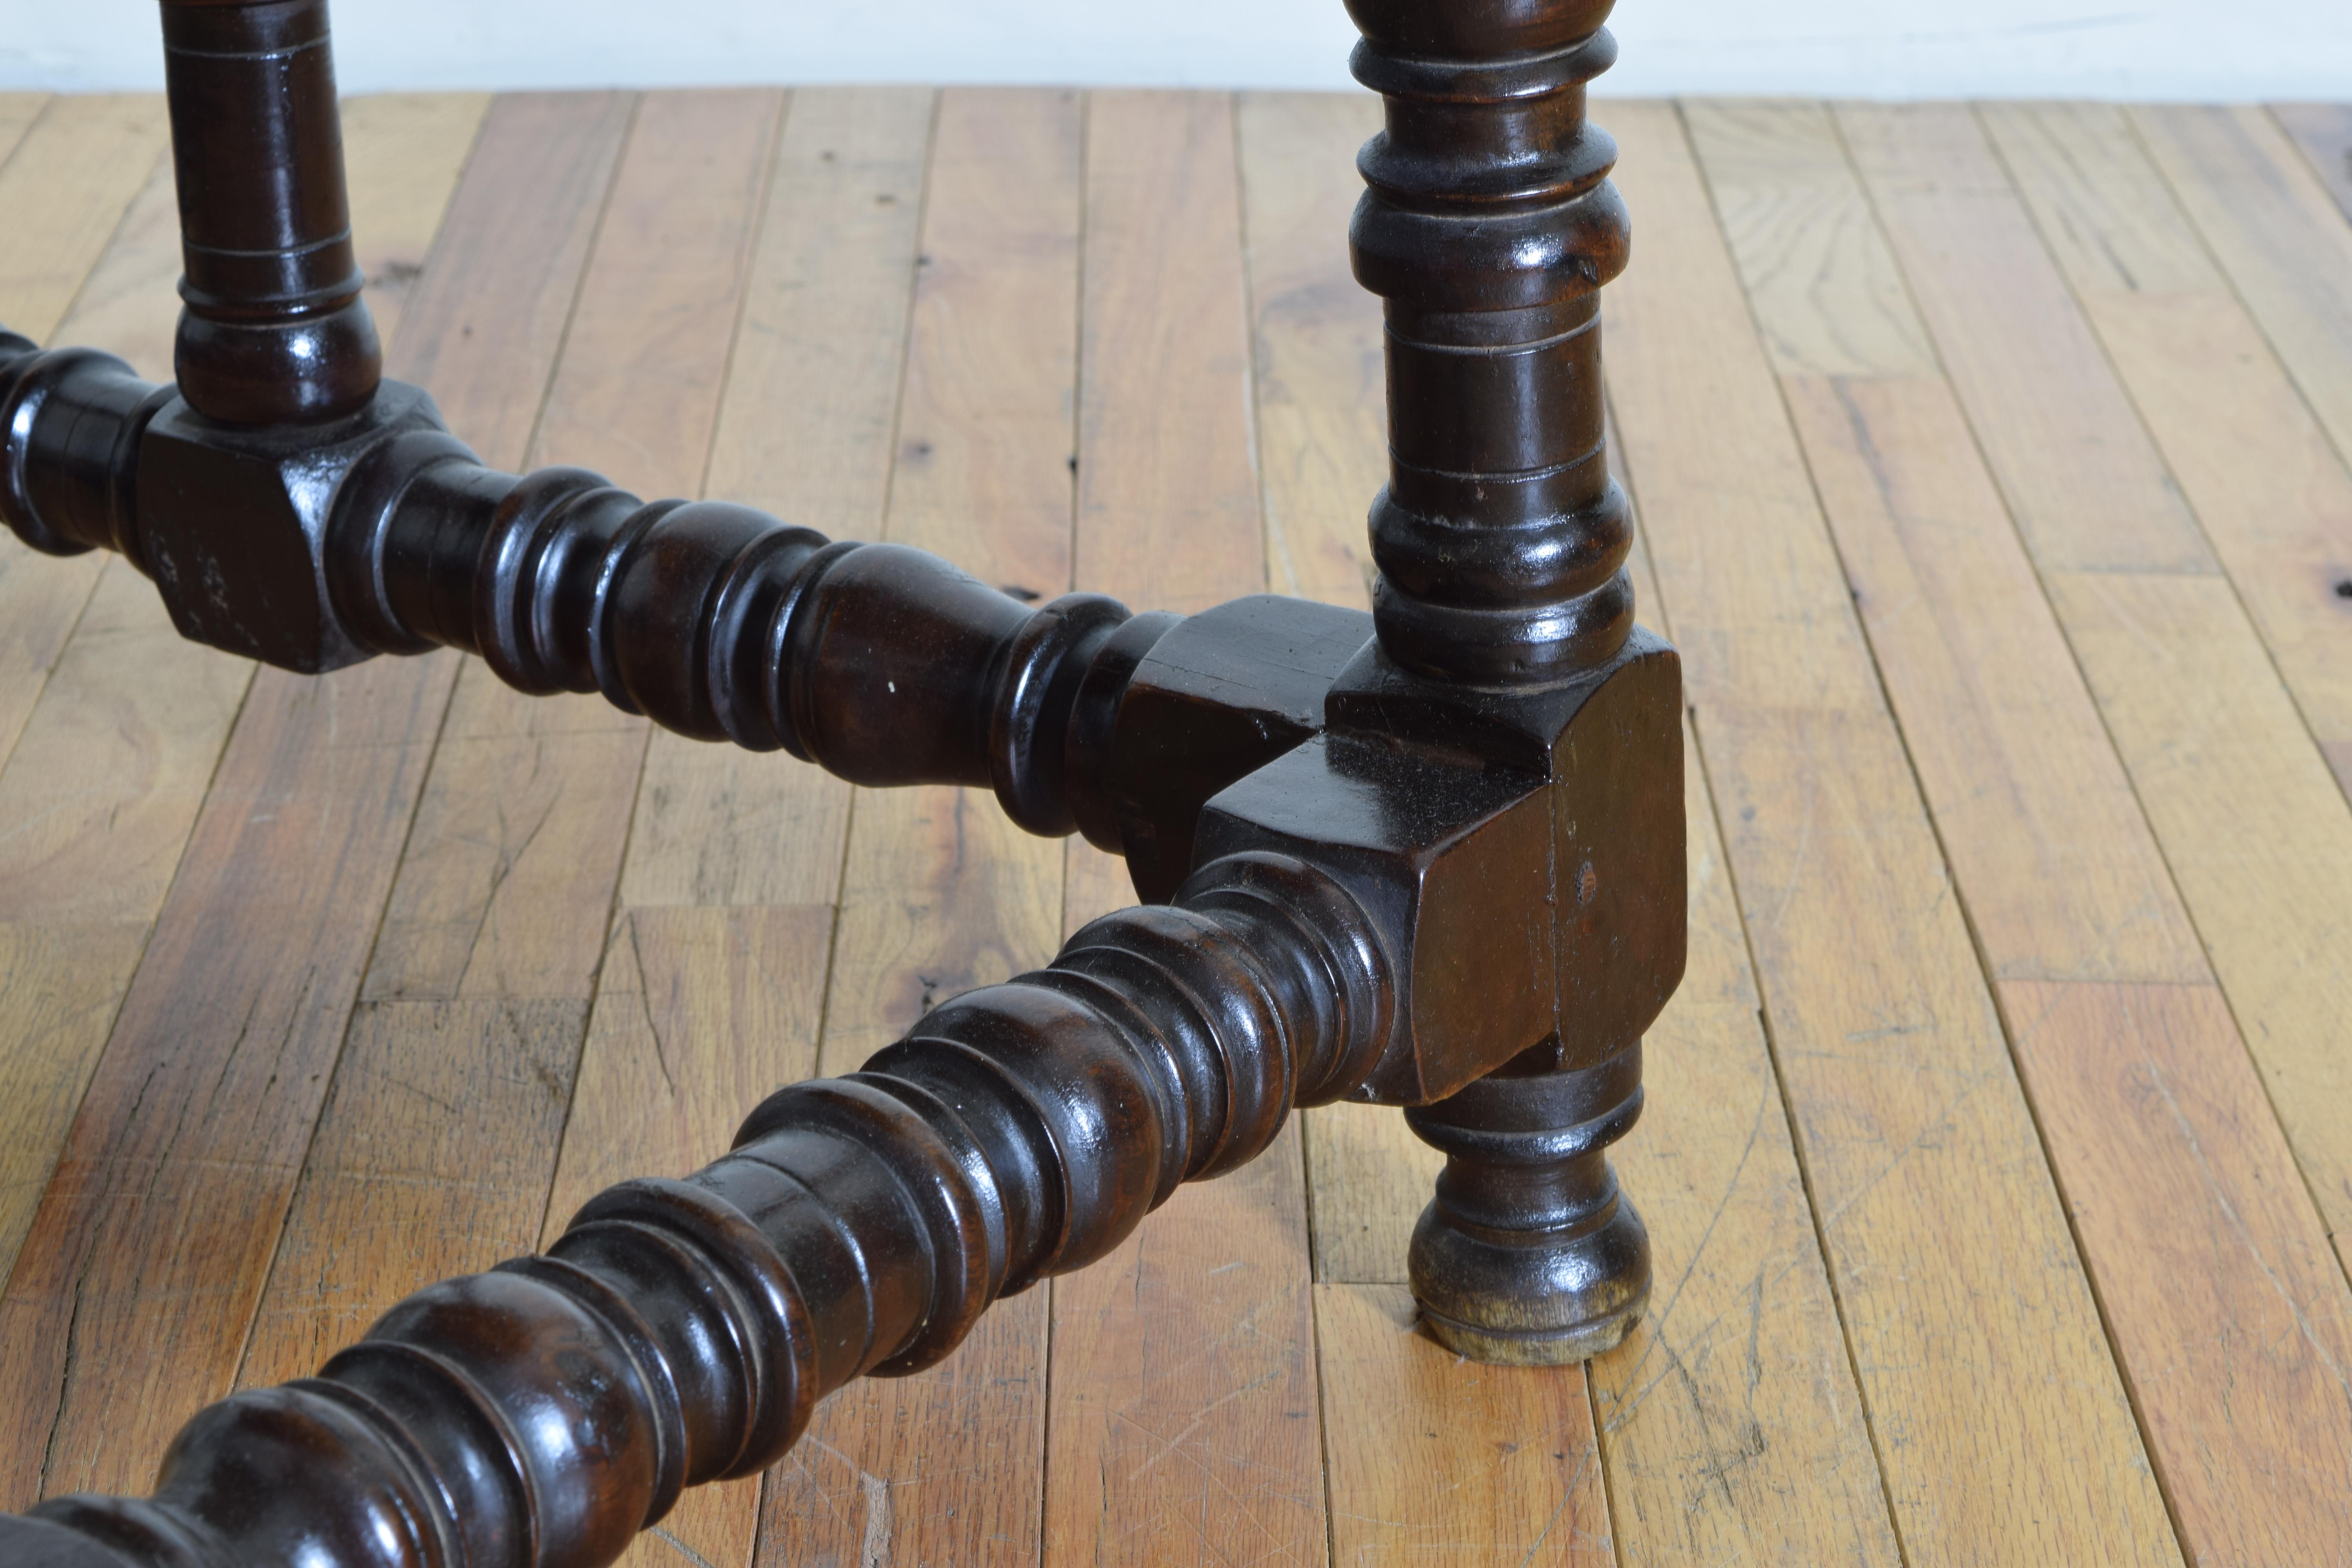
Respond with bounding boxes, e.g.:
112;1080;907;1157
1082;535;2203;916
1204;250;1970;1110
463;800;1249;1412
0;0;1686;1561
9;71;2352;1568
1331;0;1679;1364
16;851;1388;1568
1346;0;1633;684
162;0;381;423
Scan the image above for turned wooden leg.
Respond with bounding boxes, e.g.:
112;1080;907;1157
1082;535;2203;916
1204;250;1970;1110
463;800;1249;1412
1407;1044;1648;1364
1339;0;1673;1361
0;0;1686;1553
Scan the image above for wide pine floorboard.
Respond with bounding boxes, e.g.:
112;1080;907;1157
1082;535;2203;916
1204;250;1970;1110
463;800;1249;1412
2;90;2350;1567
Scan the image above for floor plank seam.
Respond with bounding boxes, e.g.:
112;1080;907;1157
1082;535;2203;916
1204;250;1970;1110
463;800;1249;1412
1603;369;1917;1568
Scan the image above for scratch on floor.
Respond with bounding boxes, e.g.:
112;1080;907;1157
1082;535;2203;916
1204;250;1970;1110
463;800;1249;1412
1815;1065;1993;1236
1121;1371;1283;1481
1513;1439;1598;1568
648;1527;721;1568
1597;1071;1773;1423
2144;1058;2352;1428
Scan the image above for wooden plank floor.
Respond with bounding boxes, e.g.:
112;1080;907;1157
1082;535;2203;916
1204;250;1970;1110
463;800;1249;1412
2;89;2350;1566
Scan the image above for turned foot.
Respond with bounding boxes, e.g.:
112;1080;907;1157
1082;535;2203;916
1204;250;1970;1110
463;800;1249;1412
1405;1044;1650;1366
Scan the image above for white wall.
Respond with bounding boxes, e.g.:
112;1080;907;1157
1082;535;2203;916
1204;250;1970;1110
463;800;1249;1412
2;0;2348;101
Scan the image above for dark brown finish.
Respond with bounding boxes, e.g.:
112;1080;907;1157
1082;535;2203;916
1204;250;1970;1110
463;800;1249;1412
1345;0;1632;686
161;0;381;424
1332;0;1680;1361
1093;594;1372;902
0;0;1684;1559
0;330;1366;858
16;849;1389;1568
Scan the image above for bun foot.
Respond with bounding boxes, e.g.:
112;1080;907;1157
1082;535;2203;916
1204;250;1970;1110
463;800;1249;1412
1405;1045;1650;1366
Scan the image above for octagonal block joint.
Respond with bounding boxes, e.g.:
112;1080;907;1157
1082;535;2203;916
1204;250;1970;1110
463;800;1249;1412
1197;625;1685;1106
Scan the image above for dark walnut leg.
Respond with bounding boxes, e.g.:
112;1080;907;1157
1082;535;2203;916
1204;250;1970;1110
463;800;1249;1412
1408;1044;1648;1364
1340;0;1673;1360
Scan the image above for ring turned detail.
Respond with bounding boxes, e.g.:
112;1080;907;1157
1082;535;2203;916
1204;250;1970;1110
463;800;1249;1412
0;0;1685;1560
